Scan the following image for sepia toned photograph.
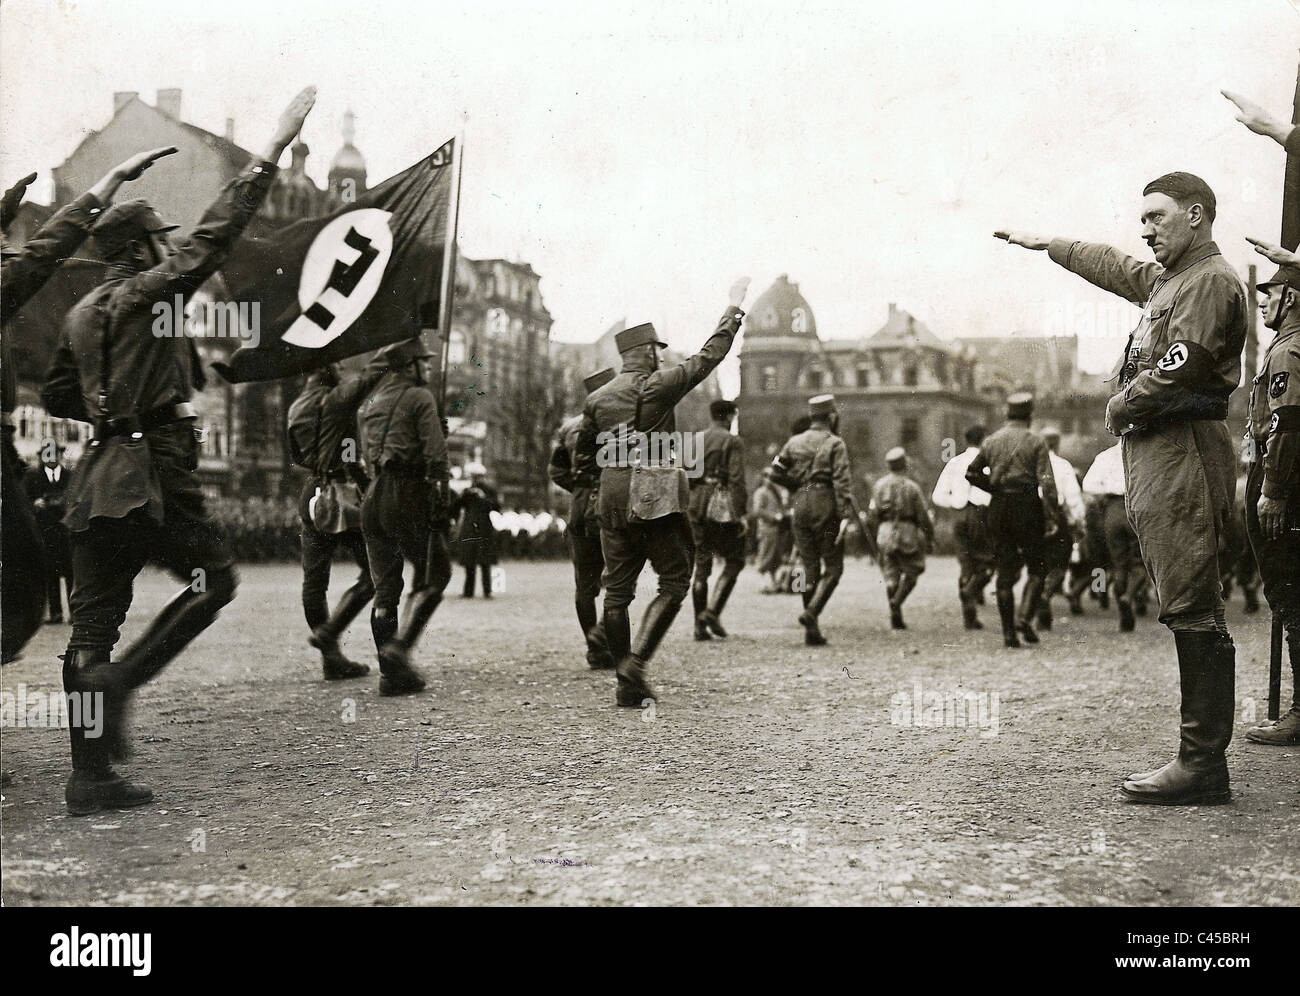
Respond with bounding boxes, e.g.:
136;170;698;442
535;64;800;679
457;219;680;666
0;0;1295;945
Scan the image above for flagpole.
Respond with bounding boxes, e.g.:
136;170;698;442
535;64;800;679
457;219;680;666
437;123;466;419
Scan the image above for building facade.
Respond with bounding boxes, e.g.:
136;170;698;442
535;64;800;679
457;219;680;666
738;275;991;496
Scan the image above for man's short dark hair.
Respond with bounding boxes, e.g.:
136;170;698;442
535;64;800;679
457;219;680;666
1143;172;1216;224
964;425;986;446
791;415;812;436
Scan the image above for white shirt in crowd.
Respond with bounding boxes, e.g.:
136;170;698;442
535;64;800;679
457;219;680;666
931;446;991;509
1048;450;1086;528
1082;443;1126;498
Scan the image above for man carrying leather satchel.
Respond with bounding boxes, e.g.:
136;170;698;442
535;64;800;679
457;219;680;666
574;278;750;707
287;362;383;681
687;398;748;641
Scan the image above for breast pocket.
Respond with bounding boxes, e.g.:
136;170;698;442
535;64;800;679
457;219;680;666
1136;306;1171;367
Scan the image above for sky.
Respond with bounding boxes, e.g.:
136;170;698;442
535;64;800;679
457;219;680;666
3;0;1300;394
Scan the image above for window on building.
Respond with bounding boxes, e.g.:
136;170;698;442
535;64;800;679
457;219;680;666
856;366;871;388
761;366;778;392
901;416;920;447
903;366;918;387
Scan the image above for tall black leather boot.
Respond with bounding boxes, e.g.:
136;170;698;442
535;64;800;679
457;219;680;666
604;605;632;669
701;571;738;638
996;589;1019;648
960;594;982;630
798;572;838;646
616;595;679;706
577;599;611;669
1247;623;1300;745
1117;597;1136;632
310;584;372;680
377;589;438;695
117;567;238;690
1122;631;1234;805
62;650;151;816
1015;575;1043;644
691;581;712;641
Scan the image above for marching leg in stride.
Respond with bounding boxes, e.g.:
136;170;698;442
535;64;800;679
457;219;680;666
549;367;616;670
770;395;863;646
688;399;748;641
965;393;1060;649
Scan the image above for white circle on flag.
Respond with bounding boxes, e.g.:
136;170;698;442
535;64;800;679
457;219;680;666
282;208;393;349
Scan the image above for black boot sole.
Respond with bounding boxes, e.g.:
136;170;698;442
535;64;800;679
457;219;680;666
1120;786;1231;806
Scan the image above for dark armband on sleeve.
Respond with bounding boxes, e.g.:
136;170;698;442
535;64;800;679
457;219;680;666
1269;405;1300;434
1153;339;1216;385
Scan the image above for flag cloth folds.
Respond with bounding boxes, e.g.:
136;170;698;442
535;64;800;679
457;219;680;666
212;138;454;383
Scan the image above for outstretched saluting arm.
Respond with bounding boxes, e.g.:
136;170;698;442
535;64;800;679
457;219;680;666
1;148;176;325
994;229;1160;306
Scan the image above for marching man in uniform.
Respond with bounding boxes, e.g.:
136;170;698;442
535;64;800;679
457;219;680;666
965;393;1059;649
997;169;1247;804
688;398;748;641
1242;264;1300;745
575;279;749;706
549;367;616;669
866;447;933;630
358;338;452;695
41;88;317;814
770;394;864;646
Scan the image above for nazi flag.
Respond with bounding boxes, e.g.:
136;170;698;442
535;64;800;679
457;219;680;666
211;138;455;383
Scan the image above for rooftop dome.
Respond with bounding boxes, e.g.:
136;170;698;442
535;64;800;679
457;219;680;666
745;274;818;339
329;109;367;177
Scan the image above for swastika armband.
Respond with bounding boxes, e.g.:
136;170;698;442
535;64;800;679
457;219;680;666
1268;405;1300;434
1154;339;1214;384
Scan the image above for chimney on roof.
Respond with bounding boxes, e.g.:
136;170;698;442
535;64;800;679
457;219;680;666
155;88;182;119
113;91;138;113
888;302;897;319
225;117;235;143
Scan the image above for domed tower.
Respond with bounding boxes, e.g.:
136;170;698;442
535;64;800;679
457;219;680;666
738;274;825;465
328;109;368;203
739;273;823;396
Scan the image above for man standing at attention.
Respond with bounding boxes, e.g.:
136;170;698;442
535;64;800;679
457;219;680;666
996;169;1247;805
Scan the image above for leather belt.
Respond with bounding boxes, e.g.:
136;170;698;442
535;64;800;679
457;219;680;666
92;401;197;444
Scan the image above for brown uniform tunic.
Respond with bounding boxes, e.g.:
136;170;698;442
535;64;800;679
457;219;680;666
1049;238;1246;630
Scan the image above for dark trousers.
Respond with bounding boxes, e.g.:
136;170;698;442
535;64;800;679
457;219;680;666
1;432;45;662
1245;461;1300;627
570;526;605;605
1102;495;1143;604
300;521;373;631
987;490;1046;592
67;502;235;656
791;487;843;597
600;513;694;611
361;473;452;632
463;563;492;596
689;516;746;583
954;504;996;602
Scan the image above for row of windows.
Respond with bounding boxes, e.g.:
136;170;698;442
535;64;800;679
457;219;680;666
759;364;928;391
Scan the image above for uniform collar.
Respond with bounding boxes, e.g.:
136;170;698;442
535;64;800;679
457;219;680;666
1162;240;1219;278
1265;324;1300;355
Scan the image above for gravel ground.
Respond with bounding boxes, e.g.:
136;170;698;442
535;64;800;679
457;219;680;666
2;557;1296;906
